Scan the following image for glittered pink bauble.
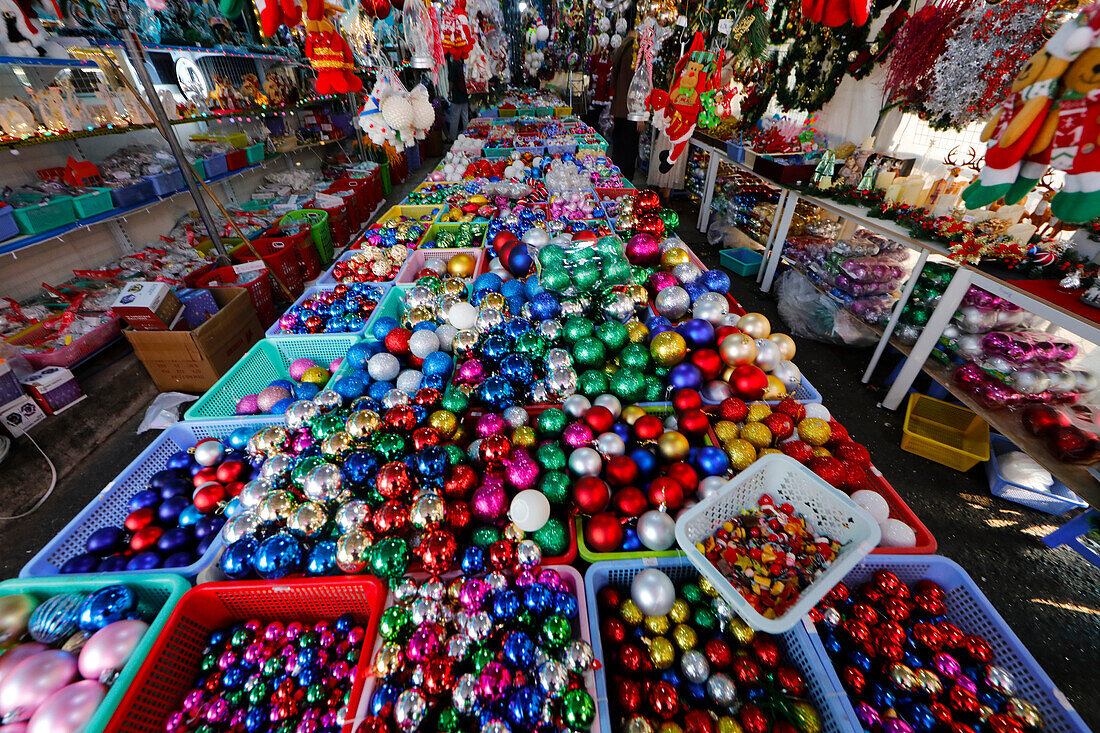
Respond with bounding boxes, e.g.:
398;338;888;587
648;272;678;292
456;359;485;385
476;413;507;437
505;454;539;491
236;394;260;415
406;626;439;663
625;234;659;265
562;422;594;449
477;662;511;701
471;483;506;523
538;568;567;591
953;364;985;388
77;619;148;682
289;358;318;381
258;385;292;412
329;357;343;373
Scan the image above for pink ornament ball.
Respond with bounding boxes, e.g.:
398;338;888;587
626;234;659;265
27;680;106;733
289;358;319;381
257;385;292;413
0;650;77;722
648;272;678;292
78;619;148;682
562;422;594;448
471;482;506;523
476;413;507;437
236;394;260;415
329;357;343;373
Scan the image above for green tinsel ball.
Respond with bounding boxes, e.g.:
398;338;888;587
541;266;570;292
572;337;606;370
562;316;595;343
535;443;567;471
609;368;646;402
620;343;651;371
577;370;609;397
572;260;601;291
595;321;628;352
540;471;571;504
536;407;567;437
644;374;666;402
532;517;569;556
538;244;566;267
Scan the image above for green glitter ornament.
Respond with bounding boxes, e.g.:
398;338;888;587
562;316;595;343
595;321;628;352
609;368;646;402
660;208;680;229
539;472;571;504
644;375;666;402
603;257;632;284
532;517;569;555
535;408;567;437
441;388;469;413
620;343;650;371
572;337;606;370
682;583;703;605
443;444;465;466
438;708;461;731
473;646;495;672
577;370;609;397
693;607;718;632
539;244;566;266
573;261;600;291
535;443;567;471
540;266;570;292
471;526;500;547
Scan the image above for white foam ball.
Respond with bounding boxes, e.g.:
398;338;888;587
449;302;478;330
850;489;890;524
396;369;423;393
803;404;831;421
367;353;401;382
535;24;549;41
510;489;551;532
435;324;458;351
998;451;1054;490
408;329;441;358
879;518;917;548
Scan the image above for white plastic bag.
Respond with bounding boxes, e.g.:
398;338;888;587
138;392;198;433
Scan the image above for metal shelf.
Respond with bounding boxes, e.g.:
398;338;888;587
0;55;97;67
91;41;305;64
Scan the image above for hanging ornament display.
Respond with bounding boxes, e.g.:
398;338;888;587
402;0;436;68
357;75;436;152
625;17;672;121
882;0;969;113
647;31;724;173
440;0;476;58
465;39;492;92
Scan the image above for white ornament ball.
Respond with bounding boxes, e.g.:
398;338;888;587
396;369;423;393
568;447;602;476
598;16;611;31
435;324;458;351
803;403;831;421
631;568;676;617
367;353;401;382
380;95;414;131
610;33;623;47
879;518;917;548
636;509;676;550
535;24;549;41
998;451;1054;491
449;302;478;330
592;393;622;418
408;330;440;358
850;489;890;524
510;489;551;532
597;32;609;47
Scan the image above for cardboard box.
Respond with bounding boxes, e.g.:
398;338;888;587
0;396;46;436
20;366;85;415
111;281;183;331
125;287;263;392
177;287;220;329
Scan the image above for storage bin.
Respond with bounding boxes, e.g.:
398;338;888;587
107;576;387;733
585;557;862;732
986;434;1086;514
184;336;360;420
244;142;265;164
204;152;228;179
232;236;305;298
0;573;190;733
109;180;156;208
9;194;77;234
8;312;122;370
144;168;185;196
71;187;115;218
0;203;20;240
720;247;764;276
20;419;278;578
554;105;572;116
406;143;421;170
265;284;391;339
901;393;989;471
280;209;334;264
190;159;205;180
193;266;276;325
803;555;1090;733
226;148;248;171
397;248;486;284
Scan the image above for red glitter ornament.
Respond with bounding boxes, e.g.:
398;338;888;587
780;440;814;464
774;398;807;422
648;680;680;720
806;456;847;487
717;397;749;422
384;327;412;356
704;637;733;670
761;412;795;441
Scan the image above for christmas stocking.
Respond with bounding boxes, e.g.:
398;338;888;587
963;10;1100;209
647;32;722;174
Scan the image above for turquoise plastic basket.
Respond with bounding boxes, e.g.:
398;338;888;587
584;557;862;732
0;573;189;733
184;336;361;420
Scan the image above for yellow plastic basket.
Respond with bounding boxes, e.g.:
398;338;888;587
901;394;989;471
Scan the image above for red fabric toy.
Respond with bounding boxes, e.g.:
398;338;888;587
303;0;363;94
802;0;869;27
647;32;723;174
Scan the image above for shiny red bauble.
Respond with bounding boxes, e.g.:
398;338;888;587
672;388;702;412
376;463;412;498
827;419;849;444
678;408;710;439
605;455;639;487
717;396;749;422
602;617;627;645
1047;425;1100;463
704;637;733;670
192;481;226;513
684;710;717;733
715;325;740;343
124;507;155;532
1020;403;1069;436
443;464;477;498
573;476;611;514
131;525;163;552
419;529;457;574
192;466;218;487
446;500;471;531
611;486;648;517
488;539;516;571
215;459;246;484
411;427;442;450
492;230;518;251
636;189;661;212
690;349;723;380
584;405;615;434
738;703;769;733
665;462;698;492
646;477;683;510
585;512;623;552
613;676;642;713
649;680;680;720
373;500;409;535
729;364;768;400
751;636;780;668
633;414;664;440
479;434;511;464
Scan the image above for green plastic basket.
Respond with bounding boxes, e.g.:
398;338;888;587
8;194;76;234
0;573;190;733
240;198;279;212
191;159;205;180
72;187;114;218
380;161;392;195
244;142;265;164
280;209;333;264
184;336;361;420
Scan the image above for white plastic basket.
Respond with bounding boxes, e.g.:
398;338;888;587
675;453;881;633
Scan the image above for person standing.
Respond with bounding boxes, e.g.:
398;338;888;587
608;30;638;180
446;57;470;140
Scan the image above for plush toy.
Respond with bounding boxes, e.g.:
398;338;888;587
254;0;302;36
303;0;362;94
647;32;723;173
963;10;1100;209
1048;41;1100;223
440;0;475;59
802;0;869;27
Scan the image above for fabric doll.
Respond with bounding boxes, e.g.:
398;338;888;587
647;32;723;174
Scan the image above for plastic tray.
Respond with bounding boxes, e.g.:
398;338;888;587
584;557;861;732
902;393;989;471
986;434;1086;514
676;453;881;632
318;249;403;286
203;153;228;179
0;204;17;240
351;566;593;731
190;159;205;180
803;554;1090;733
10;312;122;370
244;142;265;164
420;221;487;248
109;180;156;208
720;247;764;276
280;209;334;264
184;336;360;420
10;195;76;234
265;284;391;339
107;576;387;733
72;187;115;218
864;467;937;554
0;573;190;733
145;168;185;196
20;418;278;579
396;248;486;284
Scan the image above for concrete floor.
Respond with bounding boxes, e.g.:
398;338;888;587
0;162;1096;729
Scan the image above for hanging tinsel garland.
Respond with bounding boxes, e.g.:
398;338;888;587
883;0;972;111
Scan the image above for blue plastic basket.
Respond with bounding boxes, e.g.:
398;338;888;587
406;144;421;171
110;179;156;208
584;557;861;732
0;205;18;241
720;247;764;276
145;168;185;196
265;284;391;339
804;554;1090;733
204;153;229;179
985;435;1087;515
640;374;821;408
20;419;279;580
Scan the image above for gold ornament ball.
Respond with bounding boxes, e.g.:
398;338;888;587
769;332;797;360
651;331;687;367
480;292;507;312
621;405;648;425
647;636;675;669
669;599;690;624
645;615;670;636
512;426;536;449
738;313;772;339
656;1;678;27
625;320;650;344
322;431;354;459
288;501;328;537
453;425;469;444
739;422;773;449
620;599;643;625
335;530;373;573
713;420;739;444
724;439;758;471
626;284;649;310
786;700;823;733
346;410;380;439
657;430;690;461
717;717;744;733
726;617;755;645
672;623;698;651
797;417;832;446
0;594;35;640
812;446;832;458
441;277;466;298
659;725;685;733
447;253;476;278
747;402;772;422
429;410;458;436
719;334;757;367
661;247;689;268
300;366;330;386
698;576;719;597
764;375;787;400
760;448;783;457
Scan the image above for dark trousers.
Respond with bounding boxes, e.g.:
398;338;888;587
611;117;639;180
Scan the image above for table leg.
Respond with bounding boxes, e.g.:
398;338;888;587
760;192;799;293
697;148;720;233
756;189;788;287
862;249;929;384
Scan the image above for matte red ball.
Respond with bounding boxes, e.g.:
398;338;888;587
584;405;615;434
215;459;246;484
192;466;218;487
774;397;807;422
131;525;163;552
384;327;412;356
611;487;648;518
761;412;794;441
780;440;814;464
833;441;871;467
492;230;518;250
125;507;155;532
605;455;639;487
717;397;748;422
585;512;624;552
678;409;710;439
729;364;768;400
573;476;611;514
664;462;698;492
690;349;723;380
193;481;226;513
715;325;740;343
672;388;702;412
633;414;664;441
647;477;684;511
224;481;244;498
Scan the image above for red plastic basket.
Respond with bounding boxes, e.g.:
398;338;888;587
233;237;305;298
182;262;215;288
293;225;323;279
8;312;122;369
194;265;276;325
326;189;364;232
866;468;937;554
105;576;387;733
225;149;248;172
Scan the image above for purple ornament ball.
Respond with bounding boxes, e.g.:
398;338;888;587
236;394;260;415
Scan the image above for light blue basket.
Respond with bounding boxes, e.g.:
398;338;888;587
265;284;392;340
804;555;1090;733
985;434;1086;514
20;419;279;579
584;557;862;732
